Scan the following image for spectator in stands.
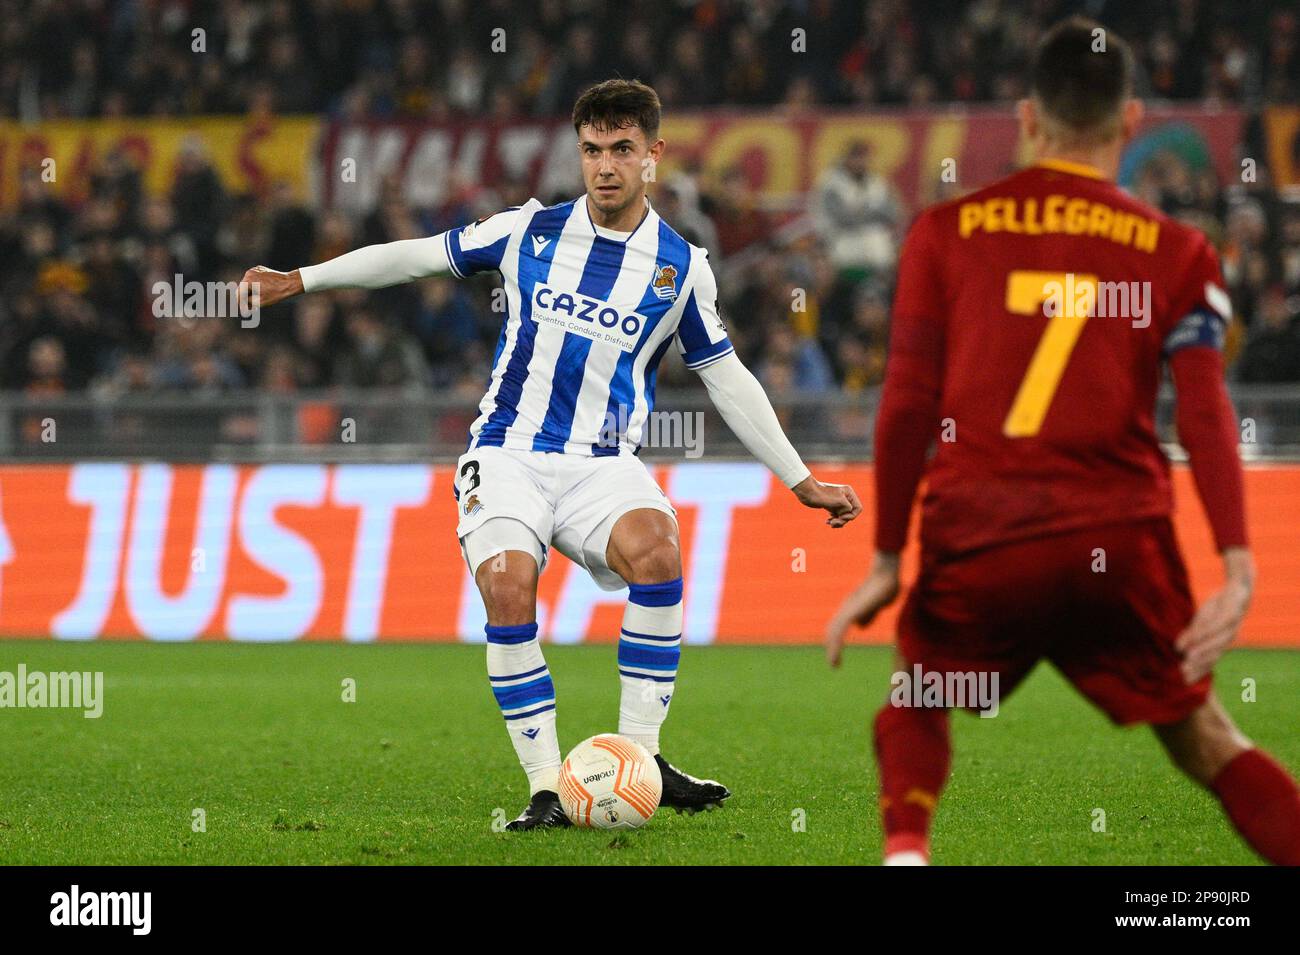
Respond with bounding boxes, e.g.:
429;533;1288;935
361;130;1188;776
656;29;717;109
260;344;304;393
264;36;317;114
1237;286;1300;382
138;196;199;278
834;282;890;392
656;179;720;262
153;321;244;393
170;138;227;277
290;296;343;389
1281;208;1300;291
38;276;115;390
264;181;316;273
13;171;71;241
335;308;429;392
92;350;155;399
707;166;772;258
82;232;140;342
413;277;480;376
811;140;902;280
758;324;835;394
24;337;68;395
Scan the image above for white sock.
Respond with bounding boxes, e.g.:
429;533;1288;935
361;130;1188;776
485;623;560;794
617;578;683;756
884;851;929;866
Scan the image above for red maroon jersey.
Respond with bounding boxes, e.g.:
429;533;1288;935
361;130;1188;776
878;159;1235;557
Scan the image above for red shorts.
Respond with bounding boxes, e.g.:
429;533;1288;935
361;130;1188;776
897;518;1210;725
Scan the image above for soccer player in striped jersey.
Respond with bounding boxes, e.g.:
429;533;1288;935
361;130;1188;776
243;79;861;830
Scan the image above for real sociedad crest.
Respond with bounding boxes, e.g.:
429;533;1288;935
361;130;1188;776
652;264;678;302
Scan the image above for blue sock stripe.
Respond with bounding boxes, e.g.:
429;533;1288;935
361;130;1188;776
618;640;681;670
491;675;555;710
620;627;682;643
503;702;556;721
485;622;539;645
488;663;549;683
619;669;676;683
628;578;684;607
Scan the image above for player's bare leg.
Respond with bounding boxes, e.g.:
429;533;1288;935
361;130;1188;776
605;507;730;813
474;547;569;831
476;549;538;628
1154;694;1300;864
1152;693;1250;784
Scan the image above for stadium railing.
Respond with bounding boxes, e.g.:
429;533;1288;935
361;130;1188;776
2;386;1299;462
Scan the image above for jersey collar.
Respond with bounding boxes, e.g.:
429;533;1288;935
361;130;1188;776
1034;158;1106;180
582;193;657;243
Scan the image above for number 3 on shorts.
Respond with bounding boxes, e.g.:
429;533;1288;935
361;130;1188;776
1002;270;1098;438
459;459;481;494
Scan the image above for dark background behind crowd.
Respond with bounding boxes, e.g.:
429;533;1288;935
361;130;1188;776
7;0;1298;119
3;0;1300;408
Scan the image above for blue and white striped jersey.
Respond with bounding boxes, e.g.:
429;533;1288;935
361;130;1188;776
445;195;733;456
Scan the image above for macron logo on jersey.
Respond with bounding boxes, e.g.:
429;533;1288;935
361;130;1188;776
531;283;646;353
531;235;551;256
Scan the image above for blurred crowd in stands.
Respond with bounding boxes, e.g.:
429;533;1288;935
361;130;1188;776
8;0;1298;119
2;0;1300;406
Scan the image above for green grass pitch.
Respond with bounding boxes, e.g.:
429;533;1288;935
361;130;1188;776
1;642;1295;865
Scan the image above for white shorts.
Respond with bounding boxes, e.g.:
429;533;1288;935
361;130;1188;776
454;446;677;591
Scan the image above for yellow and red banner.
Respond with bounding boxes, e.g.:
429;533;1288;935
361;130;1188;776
0;107;1243;213
0;116;320;207
319;106;1244;212
0;462;1295;645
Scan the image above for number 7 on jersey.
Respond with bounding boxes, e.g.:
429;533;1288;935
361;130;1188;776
1002;270;1099;437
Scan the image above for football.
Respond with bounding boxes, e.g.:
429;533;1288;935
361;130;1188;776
558;734;663;829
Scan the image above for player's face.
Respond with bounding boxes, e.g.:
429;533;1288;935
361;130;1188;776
577;124;664;219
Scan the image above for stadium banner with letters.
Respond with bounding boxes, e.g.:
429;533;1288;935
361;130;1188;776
318;106;1243;214
0;116;321;207
0;462;1295;646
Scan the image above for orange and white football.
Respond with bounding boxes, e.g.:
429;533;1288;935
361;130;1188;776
557;734;663;829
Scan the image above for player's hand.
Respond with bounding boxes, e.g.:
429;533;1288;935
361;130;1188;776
792;475;862;528
239;266;303;311
1175;547;1255;684
825;552;901;668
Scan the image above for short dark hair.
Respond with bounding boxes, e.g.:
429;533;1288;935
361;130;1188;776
1029;17;1134;141
572;79;661;141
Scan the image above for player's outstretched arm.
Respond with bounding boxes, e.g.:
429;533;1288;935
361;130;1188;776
694;352;861;527
1169;345;1255;683
239;234;456;310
